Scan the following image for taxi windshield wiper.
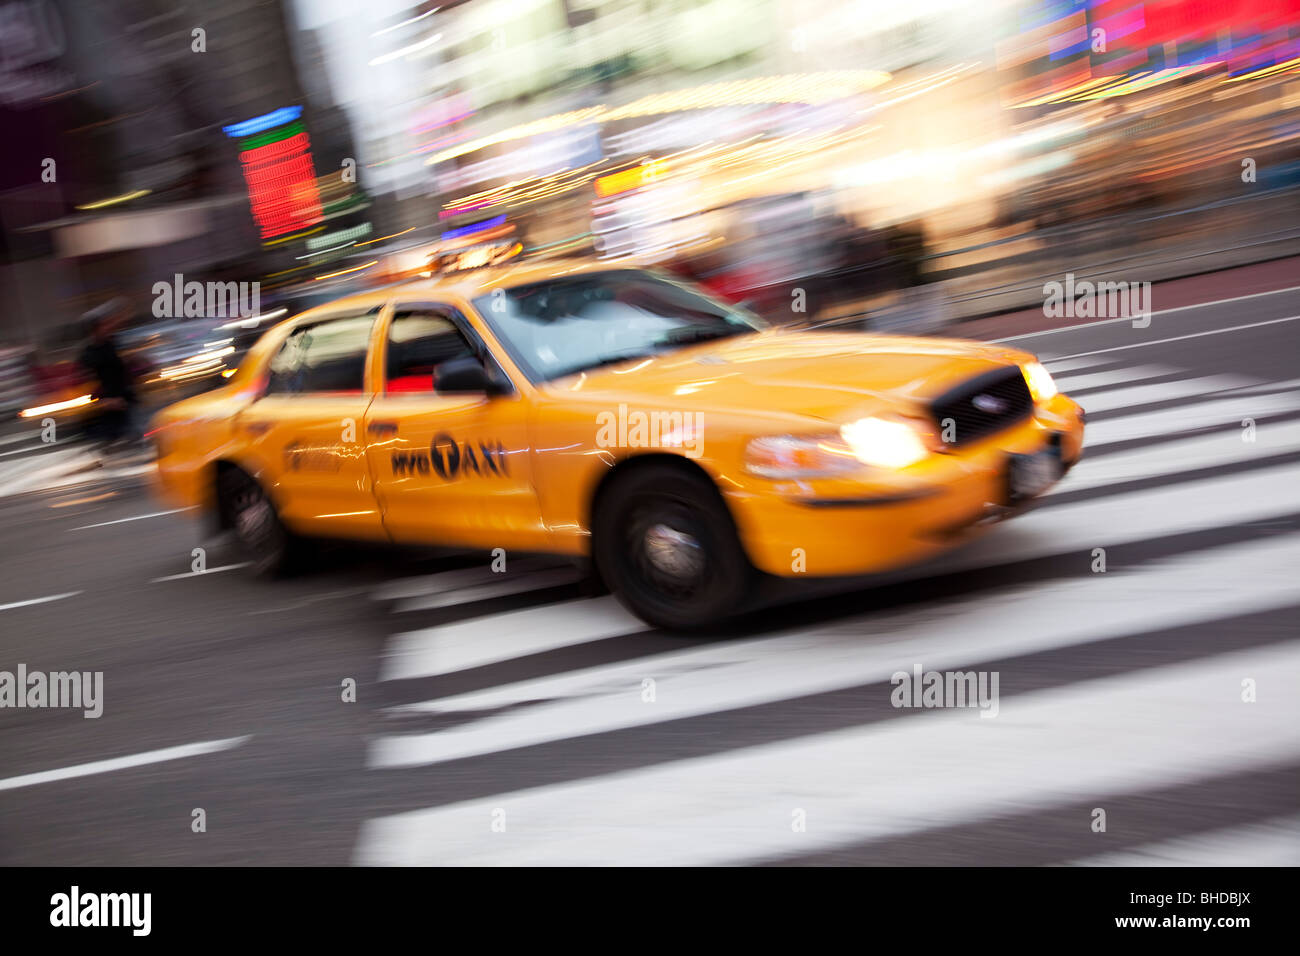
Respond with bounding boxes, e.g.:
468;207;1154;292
653;324;754;347
551;350;661;379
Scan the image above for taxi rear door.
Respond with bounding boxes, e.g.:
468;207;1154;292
233;306;387;541
364;302;546;551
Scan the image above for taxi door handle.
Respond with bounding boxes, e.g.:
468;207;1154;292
367;420;398;436
242;420;272;435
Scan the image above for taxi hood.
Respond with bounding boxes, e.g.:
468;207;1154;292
548;329;1035;424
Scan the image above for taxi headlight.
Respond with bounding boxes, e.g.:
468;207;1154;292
745;417;928;478
1022;361;1057;402
744;434;860;479
840;417;928;469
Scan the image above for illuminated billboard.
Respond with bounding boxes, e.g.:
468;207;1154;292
223;106;324;241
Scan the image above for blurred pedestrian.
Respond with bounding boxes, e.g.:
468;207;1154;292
79;298;138;453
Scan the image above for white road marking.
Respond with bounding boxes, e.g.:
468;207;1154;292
150;563;250;583
1053;420;1300;493
1083;391;1300;446
1052;364;1173;392
374;557;568;602
71;507;195;530
370;535;1300;769
0;447;93;497
381;595;642;683
356;644;1300;866
0;591;82;612
0;736;253;793
1069;813;1300;867
1070;374;1255;414
1044;356;1122;373
993;284;1300;343
395;567;581;613
936;462;1298;573
1042;314;1300;361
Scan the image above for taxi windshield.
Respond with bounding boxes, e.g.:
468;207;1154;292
473;270;765;383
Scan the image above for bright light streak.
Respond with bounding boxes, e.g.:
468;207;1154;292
20;395;94;418
369;33;442;66
314;260;378;281
75;189;150;211
371;7;439;37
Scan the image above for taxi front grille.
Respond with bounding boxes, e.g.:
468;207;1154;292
931;366;1033;447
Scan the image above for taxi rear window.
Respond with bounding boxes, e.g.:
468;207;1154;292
266;313;375;395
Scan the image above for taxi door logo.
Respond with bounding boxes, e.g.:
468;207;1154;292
391;432;508;480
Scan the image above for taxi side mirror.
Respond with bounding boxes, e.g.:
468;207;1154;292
435;356;501;395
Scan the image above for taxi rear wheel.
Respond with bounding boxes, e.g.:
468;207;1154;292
217;467;295;575
594;463;753;630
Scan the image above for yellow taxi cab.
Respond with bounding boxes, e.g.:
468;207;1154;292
150;263;1084;629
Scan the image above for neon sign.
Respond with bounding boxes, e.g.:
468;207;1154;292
225;107;322;240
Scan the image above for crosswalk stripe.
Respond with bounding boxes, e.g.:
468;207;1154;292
1068;812;1300;867
1052;420;1300;493
380;595;642;682
1052;364;1173;392
355;355;1300;866
1073;374;1256;414
0;448;95;497
368;535;1300;770
1043;356;1120;373
938;461;1296;573
374;557;569;602
394;567;581;614
355;642;1300;866
1084;391;1300;445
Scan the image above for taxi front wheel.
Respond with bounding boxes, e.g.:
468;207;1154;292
217;467;297;575
594;463;754;631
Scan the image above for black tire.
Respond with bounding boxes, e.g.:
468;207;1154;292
217;467;296;575
593;463;754;630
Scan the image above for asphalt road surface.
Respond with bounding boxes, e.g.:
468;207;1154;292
2;281;1298;865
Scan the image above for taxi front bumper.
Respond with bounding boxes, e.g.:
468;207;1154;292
726;395;1085;578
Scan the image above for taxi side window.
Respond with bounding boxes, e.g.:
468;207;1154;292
385;310;476;393
266;313;375;395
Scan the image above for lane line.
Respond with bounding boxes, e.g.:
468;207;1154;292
151;563;249;583
71;507;195;531
0;736;253;793
991;284;1300;343
1041;314;1300;361
0;591;82;612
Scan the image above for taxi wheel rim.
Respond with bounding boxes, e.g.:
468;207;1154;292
625;500;709;599
232;485;276;549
